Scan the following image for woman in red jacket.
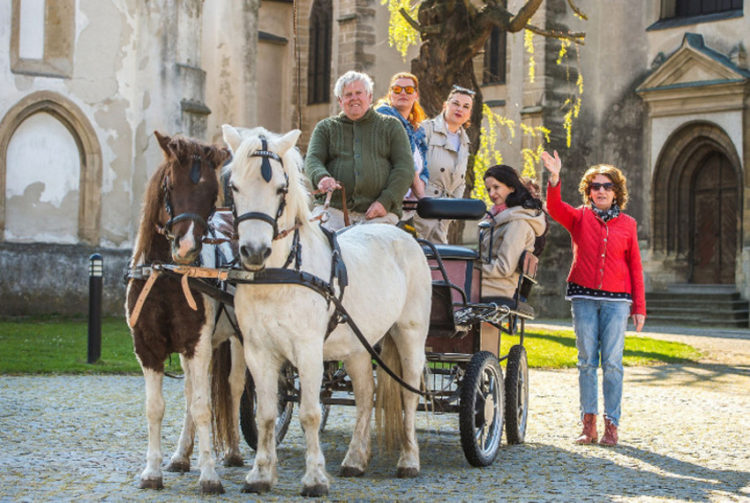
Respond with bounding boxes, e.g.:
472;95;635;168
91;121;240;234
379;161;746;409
541;150;645;447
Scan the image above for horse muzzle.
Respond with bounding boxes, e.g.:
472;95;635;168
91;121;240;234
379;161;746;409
171;239;201;265
239;242;271;271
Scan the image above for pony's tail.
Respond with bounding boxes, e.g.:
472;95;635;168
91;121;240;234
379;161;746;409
375;332;405;453
211;339;235;456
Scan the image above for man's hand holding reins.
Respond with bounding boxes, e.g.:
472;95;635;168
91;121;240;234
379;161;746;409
317;176;341;193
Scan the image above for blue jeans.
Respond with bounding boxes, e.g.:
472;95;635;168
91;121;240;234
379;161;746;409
571;298;630;426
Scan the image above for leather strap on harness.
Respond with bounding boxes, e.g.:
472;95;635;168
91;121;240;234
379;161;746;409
229;268;428;397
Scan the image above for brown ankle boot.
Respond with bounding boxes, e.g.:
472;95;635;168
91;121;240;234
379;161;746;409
599;417;618;446
575;413;598;444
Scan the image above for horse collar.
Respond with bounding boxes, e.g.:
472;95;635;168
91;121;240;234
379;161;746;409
250;137;283;183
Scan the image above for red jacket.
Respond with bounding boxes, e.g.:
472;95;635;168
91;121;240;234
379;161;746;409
546;181;646;316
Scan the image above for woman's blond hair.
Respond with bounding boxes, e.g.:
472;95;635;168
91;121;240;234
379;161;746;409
378;72;427;128
578;164;629;210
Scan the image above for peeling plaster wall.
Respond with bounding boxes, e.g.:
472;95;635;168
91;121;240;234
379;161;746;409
1;0;259;315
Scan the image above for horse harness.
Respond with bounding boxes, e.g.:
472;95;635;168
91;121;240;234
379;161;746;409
127;138;428;397
157;154;214;240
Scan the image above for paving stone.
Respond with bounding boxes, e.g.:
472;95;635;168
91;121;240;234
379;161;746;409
0;363;748;502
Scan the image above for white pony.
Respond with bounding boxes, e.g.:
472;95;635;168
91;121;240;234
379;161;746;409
222;125;432;497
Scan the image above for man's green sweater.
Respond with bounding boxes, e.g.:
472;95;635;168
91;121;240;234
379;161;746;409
304;108;414;217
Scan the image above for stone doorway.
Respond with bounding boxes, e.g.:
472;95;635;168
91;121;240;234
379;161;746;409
651;122;742;287
690;152;737;284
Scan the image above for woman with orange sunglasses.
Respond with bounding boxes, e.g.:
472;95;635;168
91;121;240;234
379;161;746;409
376;72;429;202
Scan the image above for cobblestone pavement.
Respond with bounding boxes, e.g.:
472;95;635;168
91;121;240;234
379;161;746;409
1;328;749;502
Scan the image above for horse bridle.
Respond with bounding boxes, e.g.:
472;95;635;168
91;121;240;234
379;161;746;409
232;137;289;240
159;154;214;241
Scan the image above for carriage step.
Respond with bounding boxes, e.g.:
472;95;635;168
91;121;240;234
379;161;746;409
454;304;510;327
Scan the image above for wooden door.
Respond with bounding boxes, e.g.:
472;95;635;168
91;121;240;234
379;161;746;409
691;153;737;284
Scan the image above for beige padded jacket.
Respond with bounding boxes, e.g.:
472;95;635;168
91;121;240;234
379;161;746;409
413;113;471;243
479;206;546;298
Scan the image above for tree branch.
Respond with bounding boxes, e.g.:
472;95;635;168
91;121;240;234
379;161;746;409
567;0;588;20
508;0;544;32
399;7;441;35
525;24;585;44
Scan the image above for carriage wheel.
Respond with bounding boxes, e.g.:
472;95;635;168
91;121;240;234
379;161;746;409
504;344;529;444
458;351;504;467
239;366;294;451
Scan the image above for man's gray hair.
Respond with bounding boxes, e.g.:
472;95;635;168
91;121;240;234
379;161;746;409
333;71;374;99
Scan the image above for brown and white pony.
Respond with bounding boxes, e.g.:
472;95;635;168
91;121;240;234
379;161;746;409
126;131;245;494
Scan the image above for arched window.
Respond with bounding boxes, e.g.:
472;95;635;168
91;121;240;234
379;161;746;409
307;0;332;104
483;25;507;85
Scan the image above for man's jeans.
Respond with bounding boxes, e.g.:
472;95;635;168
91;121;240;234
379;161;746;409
571;298;630;426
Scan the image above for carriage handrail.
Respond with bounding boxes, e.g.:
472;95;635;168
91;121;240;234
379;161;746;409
417;238;469;307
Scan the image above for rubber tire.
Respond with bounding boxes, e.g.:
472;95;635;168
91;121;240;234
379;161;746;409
239;368;294;451
459;351;504;467
504;344;529;444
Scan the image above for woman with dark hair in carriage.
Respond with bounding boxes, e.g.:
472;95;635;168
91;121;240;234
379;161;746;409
478;164;547;301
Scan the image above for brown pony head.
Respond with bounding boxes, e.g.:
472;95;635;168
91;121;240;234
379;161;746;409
133;132;231;265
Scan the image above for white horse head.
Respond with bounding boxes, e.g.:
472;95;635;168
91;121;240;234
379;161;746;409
222;125;307;271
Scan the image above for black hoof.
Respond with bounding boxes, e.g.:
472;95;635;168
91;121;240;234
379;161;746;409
200;480;225;495
223;454;244;467
165;460;190;473
301;484;328;497
396;467;419;478
339;466;365;477
242;481;271;494
139;477;164;490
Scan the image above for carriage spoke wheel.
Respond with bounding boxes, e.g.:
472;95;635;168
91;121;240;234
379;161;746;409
239;365;294;451
459;351;504;467
505;345;529;444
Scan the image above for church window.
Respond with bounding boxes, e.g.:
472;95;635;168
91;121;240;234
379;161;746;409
483;26;507;85
307;0;332;104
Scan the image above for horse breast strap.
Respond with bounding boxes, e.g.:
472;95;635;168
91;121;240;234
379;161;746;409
250;137;283;182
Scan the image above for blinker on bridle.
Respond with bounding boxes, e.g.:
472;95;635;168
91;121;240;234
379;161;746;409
160;154;212;239
232;136;290;239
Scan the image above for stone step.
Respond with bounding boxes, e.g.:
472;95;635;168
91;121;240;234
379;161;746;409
645;285;749;328
662;283;738;294
646;314;749;328
647;292;742;302
646;306;749;321
646;298;749;309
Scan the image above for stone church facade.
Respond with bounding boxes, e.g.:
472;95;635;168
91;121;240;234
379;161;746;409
1;0;749;323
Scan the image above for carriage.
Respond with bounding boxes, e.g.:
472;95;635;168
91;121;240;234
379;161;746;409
233;196;539;468
127;128;539;495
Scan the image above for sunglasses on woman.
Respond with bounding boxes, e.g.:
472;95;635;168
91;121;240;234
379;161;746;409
590;182;615;192
391;85;416;95
451;84;476;96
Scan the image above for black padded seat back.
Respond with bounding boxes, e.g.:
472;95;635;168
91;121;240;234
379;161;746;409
417;197;487;220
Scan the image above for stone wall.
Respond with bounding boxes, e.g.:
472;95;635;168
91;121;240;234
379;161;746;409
0;242;130;317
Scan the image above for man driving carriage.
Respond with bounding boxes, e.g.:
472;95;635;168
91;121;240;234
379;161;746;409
304;70;415;231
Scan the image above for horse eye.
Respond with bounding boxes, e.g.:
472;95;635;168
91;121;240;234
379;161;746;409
276;186;287;195
230;182;238;192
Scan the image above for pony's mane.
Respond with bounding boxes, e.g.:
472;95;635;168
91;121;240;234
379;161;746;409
231;128;314;229
132;136;224;265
